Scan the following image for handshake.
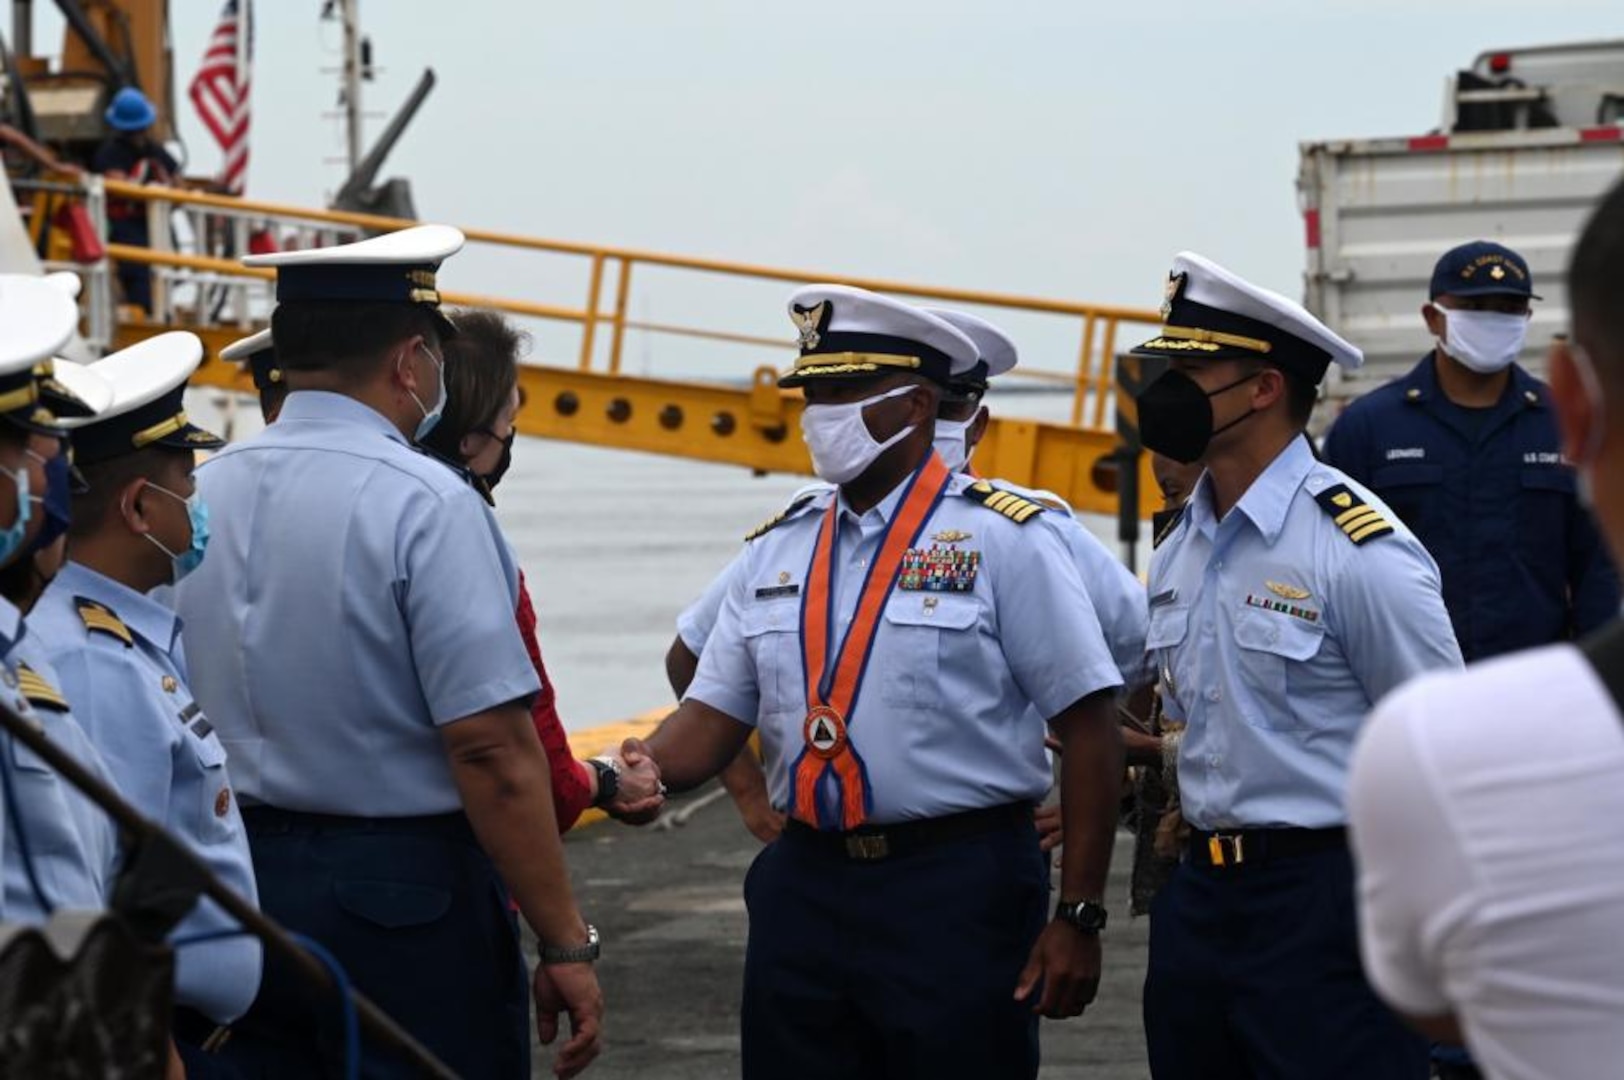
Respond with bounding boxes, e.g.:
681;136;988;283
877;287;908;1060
586;738;666;824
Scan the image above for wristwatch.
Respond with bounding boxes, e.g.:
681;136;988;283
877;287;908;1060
1054;899;1108;935
539;924;601;965
587;756;621;808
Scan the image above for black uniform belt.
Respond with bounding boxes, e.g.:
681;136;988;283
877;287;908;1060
241;806;475;842
782;802;1033;862
172;1006;230;1053
1188;826;1347;869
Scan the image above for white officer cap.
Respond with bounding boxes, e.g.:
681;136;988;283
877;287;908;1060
43;271;83;299
1132;251;1362;384
0;273;103;433
781;284;979;389
243;224;465;338
66;332;225;464
925;309;1018;394
48;360;113;416
221;328;281;393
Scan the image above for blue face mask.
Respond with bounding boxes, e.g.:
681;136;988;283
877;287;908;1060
25;449;72;555
408;342;447;443
0;461;31;567
142;481;209;582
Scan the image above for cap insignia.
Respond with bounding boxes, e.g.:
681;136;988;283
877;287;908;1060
1160;273;1185;322
1489;264;1506;280
790;301;827;351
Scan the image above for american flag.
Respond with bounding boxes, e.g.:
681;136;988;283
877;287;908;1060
188;0;253;194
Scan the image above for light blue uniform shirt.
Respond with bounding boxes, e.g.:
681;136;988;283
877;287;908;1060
2;614;121;922
174;390;539;816
1146;436;1463;831
32;561;263;1023
686;470;1123;825
679;480;1150;689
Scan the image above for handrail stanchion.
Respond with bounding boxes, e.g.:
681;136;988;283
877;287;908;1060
1071;313;1097;426
608;257;633;376
579;252;605;371
1091;319;1120;430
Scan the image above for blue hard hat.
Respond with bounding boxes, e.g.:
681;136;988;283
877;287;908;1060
104;87;156;132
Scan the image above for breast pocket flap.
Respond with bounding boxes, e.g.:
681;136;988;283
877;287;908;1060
1145;605;1189;650
1234;609;1325;661
882;595;977;631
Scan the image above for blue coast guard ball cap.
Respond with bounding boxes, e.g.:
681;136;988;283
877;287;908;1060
1429;241;1541;301
105;87;157;132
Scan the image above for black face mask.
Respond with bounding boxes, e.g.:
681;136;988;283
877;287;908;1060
1136;368;1262;464
480;429;516;490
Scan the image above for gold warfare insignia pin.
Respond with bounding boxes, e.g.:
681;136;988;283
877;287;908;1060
214;788;232;818
778;571;791;585
790;301;827;350
932;529;973;543
1266;581;1311;601
162;675;178;693
1331;491;1354;509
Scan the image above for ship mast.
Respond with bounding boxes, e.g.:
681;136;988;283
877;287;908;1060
339;0;363;173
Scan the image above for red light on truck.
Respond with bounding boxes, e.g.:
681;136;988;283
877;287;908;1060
1489;53;1511;74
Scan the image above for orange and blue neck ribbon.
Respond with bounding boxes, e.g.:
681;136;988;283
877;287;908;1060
788;453;953;830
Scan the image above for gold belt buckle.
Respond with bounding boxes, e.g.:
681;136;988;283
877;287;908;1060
845;834;890;861
1206;833;1245;867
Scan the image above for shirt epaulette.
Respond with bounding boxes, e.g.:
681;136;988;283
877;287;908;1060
745;492;820;542
15;662;68;711
1153;506;1185;549
1314;483;1395;545
76;597;134;647
963;480;1045;525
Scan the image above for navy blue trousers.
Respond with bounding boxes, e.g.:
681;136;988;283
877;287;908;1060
220;811;529;1080
742;817;1049;1080
1143;847;1427;1080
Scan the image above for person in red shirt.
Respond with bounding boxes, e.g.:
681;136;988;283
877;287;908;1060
418;310;665;828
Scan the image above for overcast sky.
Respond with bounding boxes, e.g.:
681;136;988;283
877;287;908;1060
35;2;1624;375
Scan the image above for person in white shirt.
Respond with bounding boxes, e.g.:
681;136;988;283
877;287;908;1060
1349;177;1624;1080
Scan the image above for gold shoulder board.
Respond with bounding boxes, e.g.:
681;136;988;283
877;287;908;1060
744;492;820;543
15;662;68;710
76;598;134;647
1313;484;1395;546
962;480;1045;525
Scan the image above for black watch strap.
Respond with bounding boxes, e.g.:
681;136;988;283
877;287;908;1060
1054;899;1108;934
588;757;620;808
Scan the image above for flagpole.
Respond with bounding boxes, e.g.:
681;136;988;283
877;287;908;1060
235;0;251;193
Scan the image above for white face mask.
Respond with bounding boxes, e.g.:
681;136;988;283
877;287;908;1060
1436;306;1529;374
932;415;974;474
1570;344;1607;509
800;385;920;485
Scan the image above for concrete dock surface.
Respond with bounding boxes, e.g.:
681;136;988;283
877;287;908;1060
543;786;1153;1079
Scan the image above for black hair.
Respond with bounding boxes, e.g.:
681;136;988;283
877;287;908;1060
270;301;442;380
420;310;526;462
1570;177;1624;384
68;447;189;541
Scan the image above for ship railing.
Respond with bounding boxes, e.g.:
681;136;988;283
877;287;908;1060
69;177;1161;432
